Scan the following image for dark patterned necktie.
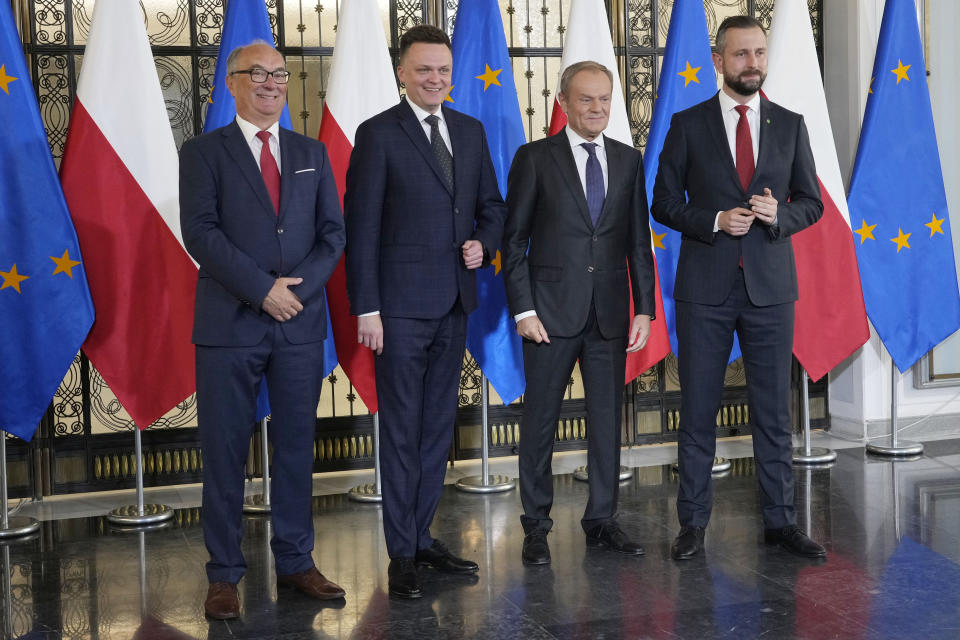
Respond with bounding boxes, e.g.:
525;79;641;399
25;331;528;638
581;142;605;226
425;114;454;191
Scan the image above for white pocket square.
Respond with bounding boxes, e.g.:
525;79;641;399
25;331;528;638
294;168;315;174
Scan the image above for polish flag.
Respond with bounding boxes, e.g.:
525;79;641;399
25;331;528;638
318;0;399;412
765;0;869;381
548;0;671;382
60;0;196;428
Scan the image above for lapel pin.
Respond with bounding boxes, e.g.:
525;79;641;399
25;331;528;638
765;118;771;124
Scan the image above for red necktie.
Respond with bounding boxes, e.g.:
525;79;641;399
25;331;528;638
734;104;754;191
256;130;280;214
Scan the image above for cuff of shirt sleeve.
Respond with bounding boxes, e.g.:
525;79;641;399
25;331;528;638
514;310;537;323
358;311;380;317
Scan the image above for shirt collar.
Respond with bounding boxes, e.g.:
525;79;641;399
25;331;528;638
235;115;280;143
564;125;605;152
718;89;760;115
406;97;446;126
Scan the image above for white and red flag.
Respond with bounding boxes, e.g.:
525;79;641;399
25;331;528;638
765;0;869;381
60;0;196;428
318;0;399;412
548;0;671;382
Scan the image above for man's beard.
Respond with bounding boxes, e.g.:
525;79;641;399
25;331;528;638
726;70;765;96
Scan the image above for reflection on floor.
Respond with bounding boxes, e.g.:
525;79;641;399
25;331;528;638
3;437;960;639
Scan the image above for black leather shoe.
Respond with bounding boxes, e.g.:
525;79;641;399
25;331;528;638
671;525;705;560
415;540;479;574
388;558;423;599
585;522;645;555
521;530;551;565
764;525;827;558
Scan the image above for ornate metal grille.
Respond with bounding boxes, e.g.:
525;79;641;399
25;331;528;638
11;0;826;497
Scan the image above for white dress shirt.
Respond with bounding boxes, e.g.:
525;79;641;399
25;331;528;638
564;124;608;195
514;126;609;323
406;97;453;156
714;90;761;232
235;115;282;174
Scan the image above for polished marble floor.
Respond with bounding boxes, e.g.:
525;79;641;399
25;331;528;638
3;436;960;639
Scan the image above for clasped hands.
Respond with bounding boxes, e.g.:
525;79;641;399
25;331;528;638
718;188;778;237
262;277;303;322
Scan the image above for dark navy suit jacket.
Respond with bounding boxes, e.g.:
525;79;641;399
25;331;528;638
180;122;345;346
344;100;506;319
651;94;823;307
502;132;656;340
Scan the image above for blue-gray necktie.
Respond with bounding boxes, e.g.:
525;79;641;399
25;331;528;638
581;142;604;226
425;114;454;191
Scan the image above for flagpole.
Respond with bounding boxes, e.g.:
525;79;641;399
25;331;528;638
793;370;837;465
2;545;12;639
243;418;271;514
348;412;382;502
0;433;39;539
456;373;515;493
106;427;174;526
866;364;923;457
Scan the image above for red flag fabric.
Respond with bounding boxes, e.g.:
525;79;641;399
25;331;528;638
548;0;672;382
765;0;869;381
60;0;196;428
317;0;399;413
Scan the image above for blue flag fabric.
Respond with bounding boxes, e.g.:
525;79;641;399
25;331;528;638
0;1;94;440
450;0;526;405
847;0;960;372
204;0;293;131
643;0;741;363
204;0;337;417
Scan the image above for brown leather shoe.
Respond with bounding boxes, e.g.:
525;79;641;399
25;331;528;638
277;567;346;600
204;582;239;619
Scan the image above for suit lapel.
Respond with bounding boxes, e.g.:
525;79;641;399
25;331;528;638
704;94;743;192
547;133;594;230
445;106;468;197
597;135;624;227
396;100;454;197
222;122;279;221
754;97;774;190
278;128;295;221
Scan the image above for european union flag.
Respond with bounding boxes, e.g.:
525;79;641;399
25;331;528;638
204;0;293;131
0;0;93;440
205;0;337;416
847;0;960;372
451;0;526;404
644;0;741;363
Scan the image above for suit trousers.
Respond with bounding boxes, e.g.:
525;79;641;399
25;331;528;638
376;306;467;558
519;305;627;534
197;324;324;584
675;269;796;529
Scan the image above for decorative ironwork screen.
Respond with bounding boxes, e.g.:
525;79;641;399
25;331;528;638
10;0;826;497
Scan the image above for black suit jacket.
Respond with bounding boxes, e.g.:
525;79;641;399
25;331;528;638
650;94;823;306
180;122;346;346
344;100;506;319
502;131;656;339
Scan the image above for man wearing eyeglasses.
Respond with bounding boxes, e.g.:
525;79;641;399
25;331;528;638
180;41;346;619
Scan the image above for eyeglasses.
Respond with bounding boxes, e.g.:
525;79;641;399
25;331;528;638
230;68;291;84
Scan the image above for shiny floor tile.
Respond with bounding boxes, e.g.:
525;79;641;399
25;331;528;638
3;438;960;639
